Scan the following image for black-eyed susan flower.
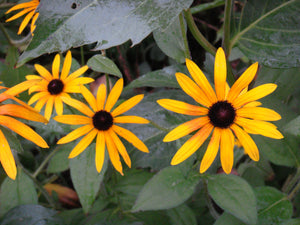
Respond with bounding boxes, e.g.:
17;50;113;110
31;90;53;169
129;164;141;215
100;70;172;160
0;83;48;180
5;0;40;35
13;50;94;121
157;47;283;174
54;79;149;175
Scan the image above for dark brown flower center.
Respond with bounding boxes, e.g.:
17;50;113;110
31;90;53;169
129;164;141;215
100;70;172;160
47;79;64;95
208;101;236;128
93;110;113;131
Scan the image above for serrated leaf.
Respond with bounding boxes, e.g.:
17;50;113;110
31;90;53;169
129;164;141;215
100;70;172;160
284;116;300;136
47;143;73;173
18;0;193;66
231;0;300;68
131;166;199;212
70;143;108;213
0;169;38;216
87;54;122;77
166;204;197;225
207;174;257;225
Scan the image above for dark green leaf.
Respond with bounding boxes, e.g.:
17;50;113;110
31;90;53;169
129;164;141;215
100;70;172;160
133;211;171;225
18;0;193;66
0;169;38;216
47;143;74;173
207;174;257;224
70;143;108;213
166;204;197;225
87;55;122;77
0;126;23;153
190;0;225;14
255;186;293;225
214;212;246;225
281;219;300;225
57;208;85;225
131;166;199;212
284;116;300;136
231;0;300;68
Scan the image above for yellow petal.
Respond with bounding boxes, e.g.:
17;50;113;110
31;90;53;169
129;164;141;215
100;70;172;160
164;116;210;142
233;84;277;108
176;72;212;107
6;6;34;22
0;129;17;180
95;131;105;173
96;84;107;111
237;107;281;121
243;101;262;108
220;128;234;174
2;80;38;99
34;96;48;111
68;129;97;158
157;99;209;116
34;64;53;81
26;75;42;80
0;115;48;148
44;96;54;121
61;51;72;80
64;66;89;83
54;115;91;125
113;125;148;153
227;62;258;102
52;54;60;79
111;94;144;117
185;58;217;103
30;12;38;34
114;115;149;124
54;97;63;116
105;130;123;175
214;48;227;101
6;1;37;14
105;79;123;112
81;86;97;112
65;77;94;89
171;123;213;165
18;10;35;34
235;117;283;139
231;124;259;161
57;125;94;144
61;96;94;117
200;128;221;173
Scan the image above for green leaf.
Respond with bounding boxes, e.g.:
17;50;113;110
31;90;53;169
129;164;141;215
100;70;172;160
281;219;300;225
56;208;85;225
0;204;61;225
0;126;23;153
0;169;38;216
70;143;108;213
214;212;246;225
133;211;171;225
166;204;197;225
231;0;300;68
131;166;199;212
284;116;300;136
47;143;73;173
255;186;293;225
87;54;122;77
18;0;193;66
153;17;187;63
207;174;257;224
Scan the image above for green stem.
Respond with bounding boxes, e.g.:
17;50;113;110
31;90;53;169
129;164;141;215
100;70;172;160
0;23;13;46
283;168;300;194
222;0;232;55
149;120;170;132
288;180;300;200
190;0;225;14
204;180;220;219
179;12;190;59
80;46;85;65
184;9;216;56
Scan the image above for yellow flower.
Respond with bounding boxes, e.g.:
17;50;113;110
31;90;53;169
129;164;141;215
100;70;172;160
54;79;149;175
0;83;48;180
157;47;283;174
5;0;40;35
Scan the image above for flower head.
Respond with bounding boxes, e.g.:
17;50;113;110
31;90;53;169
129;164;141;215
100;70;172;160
157;47;283;174
54;79;149;175
5;0;40;35
0;83;48;180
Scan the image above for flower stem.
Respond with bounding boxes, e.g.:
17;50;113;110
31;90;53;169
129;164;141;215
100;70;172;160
184;9;216;56
288;180;300;200
283;168;300;194
0;23;13;46
179;12;190;60
149;120;170;132
190;0;225;14
222;0;233;55
80;46;85;65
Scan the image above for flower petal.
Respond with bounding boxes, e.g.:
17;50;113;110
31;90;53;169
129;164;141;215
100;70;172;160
44;96;54;121
61;51;72;80
111;94;144;117
30;12;38;33
54;115;91;125
2;80;38;100
220;128;234;174
95;131;106;173
6;1;37;14
157;99;209;116
18;9;34;34
237;107;281;121
34;64;53;81
34;95;48;111
61;96;94;117
6;6;35;22
164;116;210;142
96;84;106;111
54;97;63;116
52;54;60;79
57;125;94;144
105;79;123;112
114;116;149;124
64;66;89;83
171;123;213;165
243;101;262;108
105;130;123;175
80;86;97;112
214;48;227;101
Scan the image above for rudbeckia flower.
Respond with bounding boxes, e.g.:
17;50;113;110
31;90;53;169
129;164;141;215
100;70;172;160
54;79;149;175
157;47;283;174
5;0;40;35
12;50;94;121
0;83;48;180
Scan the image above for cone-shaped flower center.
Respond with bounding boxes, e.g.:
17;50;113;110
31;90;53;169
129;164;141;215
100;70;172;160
47;79;64;95
93;110;113;131
208;101;236;128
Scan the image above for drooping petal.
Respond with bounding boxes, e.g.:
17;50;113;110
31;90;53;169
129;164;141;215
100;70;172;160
57;125;94;144
54;97;63;116
0;115;48;148
44;96;54;121
105;131;123;175
64;66;89;83
220;128;234;174
34;64;53;81
18;9;34;34
96;84;106;111
30;12;38;33
105;79;123;112
157;99;209;116
0;129;17;180
200;128;221;173
114;116;149;124
171;123;213;165
2;80;39;100
111;94;144;117
61;96;94;117
95;131;105;173
231;124;259;161
80;86;97;112
237;107;281;121
227;62;258;102
68;129;97;158
6;1;37;14
61;51;72;80
52;54;60;79
113;125;148;153
185;58;217;103
235;117;283;139
163;116;210;142
54;115;91;125
6;6;35;22
214;48;227;101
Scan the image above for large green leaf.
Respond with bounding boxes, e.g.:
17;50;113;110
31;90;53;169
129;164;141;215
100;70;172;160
231;0;300;68
166;204;197;225
18;0;193;66
207;174;257;225
214;212;246;225
0;169;38;216
70;143;108;213
47;143;74;173
284;116;300;136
